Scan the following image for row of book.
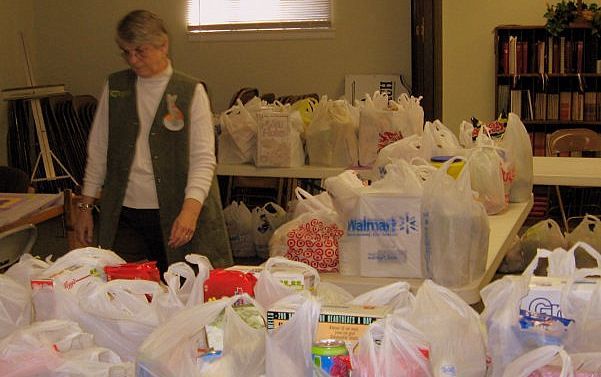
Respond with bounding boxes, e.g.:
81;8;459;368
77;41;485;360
498;85;601;122
500;36;585;75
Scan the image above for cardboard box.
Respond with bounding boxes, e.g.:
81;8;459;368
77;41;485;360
519;276;598;319
267;303;390;345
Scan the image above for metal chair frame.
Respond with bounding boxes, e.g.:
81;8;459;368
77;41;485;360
0;223;37;271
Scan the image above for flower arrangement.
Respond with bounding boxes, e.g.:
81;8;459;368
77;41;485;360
544;0;601;36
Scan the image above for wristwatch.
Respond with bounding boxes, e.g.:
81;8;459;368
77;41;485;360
77;202;95;212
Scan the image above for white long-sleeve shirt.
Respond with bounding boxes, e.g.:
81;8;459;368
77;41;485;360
82;63;216;208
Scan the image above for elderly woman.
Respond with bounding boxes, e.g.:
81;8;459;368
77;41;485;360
76;9;232;272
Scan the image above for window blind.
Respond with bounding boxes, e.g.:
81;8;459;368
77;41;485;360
187;0;332;32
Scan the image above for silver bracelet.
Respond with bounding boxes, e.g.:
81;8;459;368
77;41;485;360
77;202;95;212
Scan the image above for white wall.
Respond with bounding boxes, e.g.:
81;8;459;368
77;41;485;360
0;0;411;163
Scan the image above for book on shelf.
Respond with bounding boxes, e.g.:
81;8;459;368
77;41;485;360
576;41;584;72
583;91;596;121
1;84;66;100
596;92;601;121
510;89;522;118
571;92;584;121
537;40;546;74
533;131;547;157
534;92;547;120
559;91;572;120
501;41;510;74
525;89;534;120
559;37;566;74
547;93;560;120
548;36;554;73
497;85;510;116
552;41;560;74
509;36;518;75
565;40;573;73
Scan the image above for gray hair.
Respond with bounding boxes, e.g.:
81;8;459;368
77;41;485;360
116;9;168;47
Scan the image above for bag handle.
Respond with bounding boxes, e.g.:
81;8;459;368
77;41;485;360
502;345;573;377
523;248;554;277
294;187;332;213
264;256;321;287
567;241;601;268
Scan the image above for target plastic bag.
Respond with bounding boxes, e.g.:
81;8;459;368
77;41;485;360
0;274;32;338
252;202;287;259
223;201;255;258
352;315;433;377
268;208;344;273
139;294;266;377
408;280;487;377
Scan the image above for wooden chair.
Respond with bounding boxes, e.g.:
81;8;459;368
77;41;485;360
546;128;601;231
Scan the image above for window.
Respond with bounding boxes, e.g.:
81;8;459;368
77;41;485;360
187;0;332;34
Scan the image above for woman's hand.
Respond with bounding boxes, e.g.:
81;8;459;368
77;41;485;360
74;196;95;246
168;198;202;248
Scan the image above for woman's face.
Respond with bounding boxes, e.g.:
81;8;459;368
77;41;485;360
118;40;169;78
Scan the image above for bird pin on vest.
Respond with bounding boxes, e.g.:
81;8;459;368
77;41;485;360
163;94;185;131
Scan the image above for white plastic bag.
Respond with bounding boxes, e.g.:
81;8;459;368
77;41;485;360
75;279;163;361
371;134;423;180
256;104;305;167
459;120;476;148
251;202;287;259
498;113;533;203
468;145;508;215
408;280;487;377
265;294;321;377
520;219;568;266
4;253;51;287
502;345;573;377
306;97;359;167
349;281;415;316
223;201;255;258
291;187;335;219
254;257;321;310
218;98;258;164
139;294;266;377
420;120;462;161
421;157;489;288
0;274;32;338
353;315;433;377
565;215;601;265
393;93;425;137
322;170;365;217
358;91;404;167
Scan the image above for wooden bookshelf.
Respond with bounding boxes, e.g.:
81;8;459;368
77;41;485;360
494;25;601;156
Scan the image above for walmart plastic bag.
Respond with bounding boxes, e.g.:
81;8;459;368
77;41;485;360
0;274;32;338
138;294;266;377
408;280;487;377
223;201;255;258
352;315;433;377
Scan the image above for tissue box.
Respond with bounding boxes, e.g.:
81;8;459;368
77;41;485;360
519;276;598;319
267;303;390;345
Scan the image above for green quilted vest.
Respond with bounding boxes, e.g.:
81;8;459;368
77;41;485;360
97;69;233;267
